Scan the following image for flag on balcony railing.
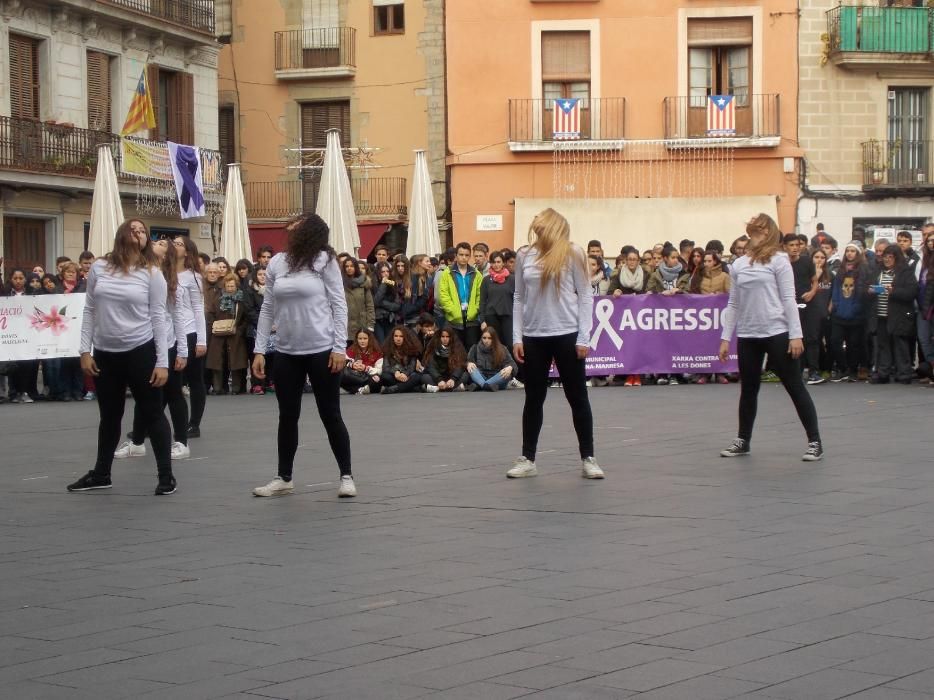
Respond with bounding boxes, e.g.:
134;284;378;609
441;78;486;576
121;68;156;137
553;98;581;140
706;95;736;137
168;142;205;219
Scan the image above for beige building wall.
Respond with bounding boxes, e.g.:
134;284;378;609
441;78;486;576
798;0;934;238
218;0;447;228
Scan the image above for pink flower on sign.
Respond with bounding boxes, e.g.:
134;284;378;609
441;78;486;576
43;306;69;336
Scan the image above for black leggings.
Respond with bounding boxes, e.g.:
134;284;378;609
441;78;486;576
830;321;865;374
274;350;352;480
130;346;189;445
521;332;594;461
340;369;381;394
737;333;821;444
93;340;172;479
184;333;206;428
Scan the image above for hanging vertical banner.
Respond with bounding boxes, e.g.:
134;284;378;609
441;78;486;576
553;98;581;140
168;141;206;219
121;138;174;180
707;95;736;136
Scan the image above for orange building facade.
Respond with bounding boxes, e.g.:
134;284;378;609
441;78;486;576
447;1;802;254
217;0;446;256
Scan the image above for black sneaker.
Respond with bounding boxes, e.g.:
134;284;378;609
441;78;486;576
67;471;112;492
830;371;849;383
720;438;750;458
807;372;827;385
802;441;824;462
155;477;177;495
186;425;201;439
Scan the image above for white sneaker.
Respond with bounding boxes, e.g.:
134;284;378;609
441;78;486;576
170;442;190;460
338;475;357;497
581;457;605;479
253;477;294;497
506;457;538;478
114;440;146;459
20;395;34;404
357;385;370;395
181;386;190;397
508;378;524;389
424;384;439;393
83;391;96;401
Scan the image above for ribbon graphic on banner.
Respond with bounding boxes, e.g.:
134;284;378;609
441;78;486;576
168;142;206;219
590;298;624;351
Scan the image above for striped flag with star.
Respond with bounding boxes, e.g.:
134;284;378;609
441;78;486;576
706;95;736;136
552;98;581;140
120;67;156;137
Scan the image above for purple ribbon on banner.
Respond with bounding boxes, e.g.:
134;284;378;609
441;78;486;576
173;145;205;212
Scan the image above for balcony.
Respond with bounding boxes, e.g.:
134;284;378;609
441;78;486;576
274;28;356;80
244;177;407;220
96;0;215;35
662;94;781;147
827;5;933;68
508;98;626;151
0;116;223;193
862;139;934;192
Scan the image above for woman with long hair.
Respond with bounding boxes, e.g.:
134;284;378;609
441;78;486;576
373;261;399;343
509;208;602;479
379;326;424;394
421;326;467;392
341;328;383;395
829;241;870;382
393;255;428;327
718;213;823;461
68;219;177;495
342;256;375;345
478;250;515;352
173;236;207;438
114;239;191;461
691;250;731;385
466;326;518;392
251;213;355;498
806;248;834;382
234;258;253;289
4;268;39;404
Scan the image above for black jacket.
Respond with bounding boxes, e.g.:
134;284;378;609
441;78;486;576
871;265;918;337
478;274;514;323
374;279;401;323
241;285;265;338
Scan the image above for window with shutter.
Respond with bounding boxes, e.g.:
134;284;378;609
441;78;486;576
541;31;591;138
300;101;350;211
9;35;40;120
218;106;235;167
687;18;752;107
373;2;404;35
148;64;162;139
87;51;112;133
151;68;196;144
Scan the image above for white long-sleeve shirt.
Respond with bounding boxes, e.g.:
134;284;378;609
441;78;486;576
177;269;206;346
80;260;169;367
720;252;803;340
254;252;348;356
512;245;593;346
167;286;188;359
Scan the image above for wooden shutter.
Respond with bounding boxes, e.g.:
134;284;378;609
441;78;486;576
9;35;40;120
177;71;195;144
687;18;753;47
542;31;590;82
147;64;161;137
218;106;235;166
2;217;46;273
87;51;112;132
301;101;350;149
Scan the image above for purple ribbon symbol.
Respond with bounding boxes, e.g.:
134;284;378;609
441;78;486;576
174;145;204;212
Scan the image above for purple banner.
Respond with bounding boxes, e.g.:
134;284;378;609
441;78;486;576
581;293;738;376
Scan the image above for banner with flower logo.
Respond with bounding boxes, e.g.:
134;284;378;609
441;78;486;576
0;294;85;361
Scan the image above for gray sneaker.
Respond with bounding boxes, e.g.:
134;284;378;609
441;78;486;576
581;457;605;479
253;477;294;497
720;438;750;458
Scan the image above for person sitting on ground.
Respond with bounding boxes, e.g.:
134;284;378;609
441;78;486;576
341;329;383;395
380;326;424;394
466;327;519;392
422;326;467;392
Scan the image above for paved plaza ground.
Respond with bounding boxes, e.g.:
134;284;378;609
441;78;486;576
1;382;933;699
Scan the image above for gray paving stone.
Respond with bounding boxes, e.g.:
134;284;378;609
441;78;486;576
2;386;933;698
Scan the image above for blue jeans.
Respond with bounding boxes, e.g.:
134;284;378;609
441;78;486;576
468;367;508;389
917;314;934;364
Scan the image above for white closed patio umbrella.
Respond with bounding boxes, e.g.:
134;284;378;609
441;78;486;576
220;163;251;263
315;129;359;255
405;149;440;257
88;142;124;257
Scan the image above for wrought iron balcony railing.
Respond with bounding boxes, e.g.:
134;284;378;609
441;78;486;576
862;139;934;189
0;116;223;190
97;0;215;34
508;98;626;143
274;27;356;72
827;5;933;55
663;94;781;141
244;176;407;219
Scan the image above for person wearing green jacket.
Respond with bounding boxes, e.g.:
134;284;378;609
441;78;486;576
438;241;483;350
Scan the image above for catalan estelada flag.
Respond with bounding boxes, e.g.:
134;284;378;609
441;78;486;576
121;68;156;137
706;95;736;137
552;98;581;141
